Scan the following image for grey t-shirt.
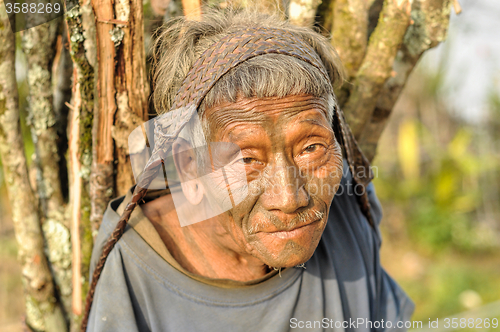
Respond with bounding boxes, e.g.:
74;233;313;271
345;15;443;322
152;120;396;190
87;163;414;331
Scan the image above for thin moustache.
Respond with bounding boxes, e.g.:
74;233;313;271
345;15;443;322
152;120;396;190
254;209;323;233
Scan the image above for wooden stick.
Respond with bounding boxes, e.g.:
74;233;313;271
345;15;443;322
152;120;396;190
69;67;83;315
182;0;202;21
453;0;462;15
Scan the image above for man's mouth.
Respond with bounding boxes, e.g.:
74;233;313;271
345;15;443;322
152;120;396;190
263;219;322;239
254;208;324;239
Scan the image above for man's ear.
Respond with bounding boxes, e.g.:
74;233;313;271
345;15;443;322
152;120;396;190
172;139;205;206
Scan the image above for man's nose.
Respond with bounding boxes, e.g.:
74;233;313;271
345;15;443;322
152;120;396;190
260;162;309;214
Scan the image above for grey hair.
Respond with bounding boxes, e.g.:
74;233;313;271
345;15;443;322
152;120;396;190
151;8;345;168
151;8;345;109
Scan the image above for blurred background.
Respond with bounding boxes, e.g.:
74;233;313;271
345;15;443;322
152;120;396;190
1;0;499;330
374;0;500;326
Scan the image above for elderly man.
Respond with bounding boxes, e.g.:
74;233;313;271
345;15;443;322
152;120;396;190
83;10;414;332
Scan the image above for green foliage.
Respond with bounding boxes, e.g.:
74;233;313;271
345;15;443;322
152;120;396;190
376;61;500;322
398;258;500;321
374;121;497;253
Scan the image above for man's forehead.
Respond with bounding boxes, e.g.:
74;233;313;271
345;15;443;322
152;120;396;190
205;94;331;136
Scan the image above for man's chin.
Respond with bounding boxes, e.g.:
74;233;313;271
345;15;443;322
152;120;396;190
260;250;315;270
249;231;323;268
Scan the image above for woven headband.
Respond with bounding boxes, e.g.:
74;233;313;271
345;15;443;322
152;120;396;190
81;26;374;331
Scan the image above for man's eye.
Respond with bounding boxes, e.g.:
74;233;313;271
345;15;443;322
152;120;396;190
304;144;320;153
238;157;257;164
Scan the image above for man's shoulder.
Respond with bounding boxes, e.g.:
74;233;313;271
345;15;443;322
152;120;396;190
89;195;126;281
100;195;126;230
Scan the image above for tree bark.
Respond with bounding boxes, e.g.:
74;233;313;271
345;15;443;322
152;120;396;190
90;0;117;234
3;0;456;329
358;0;452;161
21;10;73;326
91;0;150;225
0;7;68;332
21;17;65;223
288;0;323;27
342;0;411;140
112;0;150;196
331;0;369;79
53;25;73;204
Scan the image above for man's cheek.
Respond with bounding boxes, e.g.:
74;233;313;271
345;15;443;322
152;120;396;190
305;174;340;203
227;186;261;229
311;161;343;199
315;152;343;178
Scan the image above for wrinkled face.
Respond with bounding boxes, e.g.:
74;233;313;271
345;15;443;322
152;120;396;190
197;94;344;268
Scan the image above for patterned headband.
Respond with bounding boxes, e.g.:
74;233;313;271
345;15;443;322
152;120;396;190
81;26;374;331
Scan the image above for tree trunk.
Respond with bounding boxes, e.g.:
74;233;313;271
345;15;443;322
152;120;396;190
357;0;453;161
317;0;453;161
90;0;149;228
0;6;68;331
21;6;73;330
111;0;150;195
341;0;412;140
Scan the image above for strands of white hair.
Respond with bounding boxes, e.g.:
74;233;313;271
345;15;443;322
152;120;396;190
151;8;345;121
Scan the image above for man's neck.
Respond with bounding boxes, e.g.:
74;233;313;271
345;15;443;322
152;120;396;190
141;194;271;281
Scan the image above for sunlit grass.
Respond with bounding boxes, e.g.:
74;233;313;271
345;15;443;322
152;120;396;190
380;220;500;323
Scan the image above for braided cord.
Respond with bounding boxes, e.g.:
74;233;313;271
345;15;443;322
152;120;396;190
80;160;162;331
